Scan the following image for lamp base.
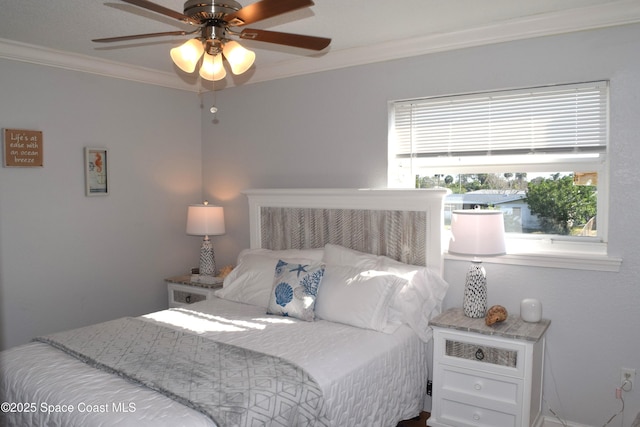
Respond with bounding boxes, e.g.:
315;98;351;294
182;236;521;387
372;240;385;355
463;261;487;318
199;237;216;277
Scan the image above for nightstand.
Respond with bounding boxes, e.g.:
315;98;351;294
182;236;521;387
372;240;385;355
428;308;550;427
166;275;223;308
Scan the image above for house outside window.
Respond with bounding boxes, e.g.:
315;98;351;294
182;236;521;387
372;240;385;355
388;81;619;270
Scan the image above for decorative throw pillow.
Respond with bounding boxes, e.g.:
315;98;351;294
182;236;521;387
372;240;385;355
215;254;319;308
267;260;325;322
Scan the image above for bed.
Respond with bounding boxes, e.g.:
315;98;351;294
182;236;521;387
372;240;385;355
0;188;449;427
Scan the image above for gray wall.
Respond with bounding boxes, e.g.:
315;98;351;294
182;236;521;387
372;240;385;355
203;24;640;426
0;59;203;350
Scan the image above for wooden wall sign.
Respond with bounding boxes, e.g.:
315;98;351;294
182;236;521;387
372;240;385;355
3;128;43;167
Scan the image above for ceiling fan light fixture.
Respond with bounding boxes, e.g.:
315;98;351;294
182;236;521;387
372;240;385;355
222;40;255;75
170;38;205;73
199;53;226;81
94;0;331;82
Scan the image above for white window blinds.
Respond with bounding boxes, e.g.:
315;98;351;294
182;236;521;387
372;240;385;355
391;81;608;158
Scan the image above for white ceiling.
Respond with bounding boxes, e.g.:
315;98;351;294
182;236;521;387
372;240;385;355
1;0;639;91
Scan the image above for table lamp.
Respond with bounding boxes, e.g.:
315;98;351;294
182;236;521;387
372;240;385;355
448;209;506;318
186;201;225;283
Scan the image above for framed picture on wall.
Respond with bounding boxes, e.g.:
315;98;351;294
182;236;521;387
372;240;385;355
84;147;109;196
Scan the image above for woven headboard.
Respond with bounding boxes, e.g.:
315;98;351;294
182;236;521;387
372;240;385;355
244;189;447;274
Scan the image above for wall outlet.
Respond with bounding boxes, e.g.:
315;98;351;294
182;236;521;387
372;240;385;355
621;368;636;391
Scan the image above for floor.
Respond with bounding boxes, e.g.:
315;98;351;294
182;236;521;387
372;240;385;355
397;411;430;427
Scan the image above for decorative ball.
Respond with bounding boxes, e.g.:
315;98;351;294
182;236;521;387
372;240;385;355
485;305;508;326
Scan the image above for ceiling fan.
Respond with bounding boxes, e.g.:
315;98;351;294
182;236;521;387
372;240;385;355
93;0;331;81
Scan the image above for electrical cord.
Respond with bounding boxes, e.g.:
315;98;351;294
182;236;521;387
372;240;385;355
547;383;628;427
602;389;625;427
543;340;569;427
544;399;569;427
542;341;631;427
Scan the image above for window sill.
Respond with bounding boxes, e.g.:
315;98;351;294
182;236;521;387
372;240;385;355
445;252;622;272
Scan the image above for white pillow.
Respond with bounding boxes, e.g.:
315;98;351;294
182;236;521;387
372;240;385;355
314;265;404;332
236;247;324;263
322;244;379;269
266;260;325;322
215;253;319;308
377;256;450;342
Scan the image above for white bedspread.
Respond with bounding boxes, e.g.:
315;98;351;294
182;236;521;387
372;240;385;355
1;297;428;427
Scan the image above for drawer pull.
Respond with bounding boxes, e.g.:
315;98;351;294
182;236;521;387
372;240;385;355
474;382;482;391
473;413;481;421
173;290;206;304
475;348;485;360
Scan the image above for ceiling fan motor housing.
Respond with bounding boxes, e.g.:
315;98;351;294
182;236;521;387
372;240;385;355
183;0;242;22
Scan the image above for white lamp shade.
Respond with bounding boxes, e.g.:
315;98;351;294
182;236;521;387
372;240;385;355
222;40;255;75
170;39;205;73
199;53;227;81
449;210;506;257
186;204;225;236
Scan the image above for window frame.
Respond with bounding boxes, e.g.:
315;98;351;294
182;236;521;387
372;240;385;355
387;82;621;271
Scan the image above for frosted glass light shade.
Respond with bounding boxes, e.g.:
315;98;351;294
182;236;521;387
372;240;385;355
186;204;225;236
449;210;506;257
170;39;205;73
199;53;227;81
222;40;255;75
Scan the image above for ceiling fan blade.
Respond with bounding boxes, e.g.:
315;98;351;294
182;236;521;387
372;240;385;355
240;28;330;50
121;0;199;25
92;30;190;43
225;0;314;26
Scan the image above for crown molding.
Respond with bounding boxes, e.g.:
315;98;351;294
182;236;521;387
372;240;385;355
249;0;640;85
0;38;199;92
1;0;639;92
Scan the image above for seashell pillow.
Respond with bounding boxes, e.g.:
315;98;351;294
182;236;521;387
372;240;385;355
267;259;326;321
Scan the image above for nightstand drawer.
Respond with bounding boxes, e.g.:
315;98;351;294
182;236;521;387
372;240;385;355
166;279;222;308
439;398;518;427
438;365;522;408
446;339;518;368
436;330;526;378
172;289;207;305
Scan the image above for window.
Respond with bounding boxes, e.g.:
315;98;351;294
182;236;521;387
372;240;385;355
388;81;617;269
